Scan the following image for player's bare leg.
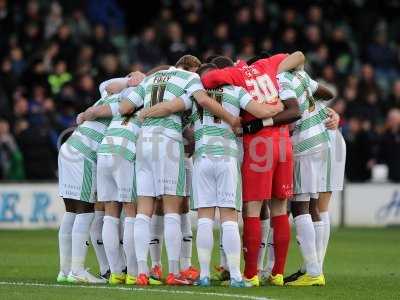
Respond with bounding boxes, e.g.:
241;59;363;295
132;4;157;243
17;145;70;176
149;198;164;280
268;198;290;286
123;202;137;284
162;195;190;285
242;200;263;286
258;202;271;283
135;196;155;285
179;197;199;281
90;202;109;279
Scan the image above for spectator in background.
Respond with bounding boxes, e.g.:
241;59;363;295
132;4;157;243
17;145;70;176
129;26;163;72
344;117;376;182
90;24;117;57
15;118;57;180
53;24;77;65
48;60;72;94
385;79;400;112
358;64;381;100
366;30;398;81
379;109;400;182
276;27;298;53
0;118;24;180
163;22;188;64
329;27;354;75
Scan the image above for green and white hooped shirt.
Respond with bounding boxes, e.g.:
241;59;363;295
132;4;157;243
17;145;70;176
191;85;252;159
277;71;330;156
65;94;120;162
126;67;204;142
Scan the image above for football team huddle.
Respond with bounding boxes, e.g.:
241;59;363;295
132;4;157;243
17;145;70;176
56;51;346;288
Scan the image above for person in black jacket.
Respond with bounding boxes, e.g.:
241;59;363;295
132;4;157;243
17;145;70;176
378;109;400;182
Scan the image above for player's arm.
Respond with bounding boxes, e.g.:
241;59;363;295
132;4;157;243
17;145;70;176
77;86;144;124
268;99;301;125
200;67;239;89
238;88;284;118
277;51;305;74
325;108;340;130
139;97;187;120
314;84;335;101
99;77;129;98
193;90;241;129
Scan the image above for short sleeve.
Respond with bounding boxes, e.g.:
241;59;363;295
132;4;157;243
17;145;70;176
308;76;319;94
123;85;145;107
277;72;296;101
99;77;128;98
179;92;193;110
238;87;252;109
184;74;204;97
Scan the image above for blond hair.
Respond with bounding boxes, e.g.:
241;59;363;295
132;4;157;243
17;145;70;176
175;55;201;71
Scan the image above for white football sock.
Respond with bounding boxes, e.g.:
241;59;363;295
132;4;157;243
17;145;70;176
320;211;331;265
150;215;164;268
71;212;94;274
102;216;124;274
313;221;324;272
294;214;321;277
134;214;151;275
265;228;274;273
222;221;242;282
58;212;76;275
197;218;214;278
180;213;192;270
258;219;270;272
90;211;109;275
119;218;126;269
123;217;138;276
219;222;228;269
164;213;182;275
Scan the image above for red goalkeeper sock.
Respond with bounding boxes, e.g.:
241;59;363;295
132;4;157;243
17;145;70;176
271;214;290;275
243;217;261;279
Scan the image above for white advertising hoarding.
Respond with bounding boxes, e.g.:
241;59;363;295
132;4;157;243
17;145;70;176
0;183;399;229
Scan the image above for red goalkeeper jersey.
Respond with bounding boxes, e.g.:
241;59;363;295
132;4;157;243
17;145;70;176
202;53;288;137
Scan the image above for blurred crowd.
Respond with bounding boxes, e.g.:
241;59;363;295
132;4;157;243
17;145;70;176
0;0;399;182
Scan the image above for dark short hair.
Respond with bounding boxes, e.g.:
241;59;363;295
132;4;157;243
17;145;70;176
211;56;234;68
197;63;217;76
247;50;273;65
205;55;219;63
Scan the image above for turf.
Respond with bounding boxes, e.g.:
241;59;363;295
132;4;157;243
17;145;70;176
0;228;399;300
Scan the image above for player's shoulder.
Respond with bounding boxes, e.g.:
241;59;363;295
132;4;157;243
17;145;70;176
277;71;295;82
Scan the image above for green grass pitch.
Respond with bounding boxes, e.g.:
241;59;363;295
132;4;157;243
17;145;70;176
0;228;399;300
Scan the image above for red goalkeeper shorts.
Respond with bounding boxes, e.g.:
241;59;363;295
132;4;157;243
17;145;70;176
241;133;293;202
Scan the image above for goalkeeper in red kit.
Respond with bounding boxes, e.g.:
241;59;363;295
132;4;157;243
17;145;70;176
202;51;305;286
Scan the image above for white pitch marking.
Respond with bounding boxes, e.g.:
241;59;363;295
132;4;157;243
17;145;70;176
0;281;272;300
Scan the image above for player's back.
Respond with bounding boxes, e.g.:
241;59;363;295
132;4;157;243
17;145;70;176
279;70;329;155
192;85;246;159
140;67;199;141
65;94;120;161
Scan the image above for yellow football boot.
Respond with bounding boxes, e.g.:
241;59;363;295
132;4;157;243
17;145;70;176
285;273;325;286
268;273;284;286
244;275;260;287
125;274;137;285
108;273;126;284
